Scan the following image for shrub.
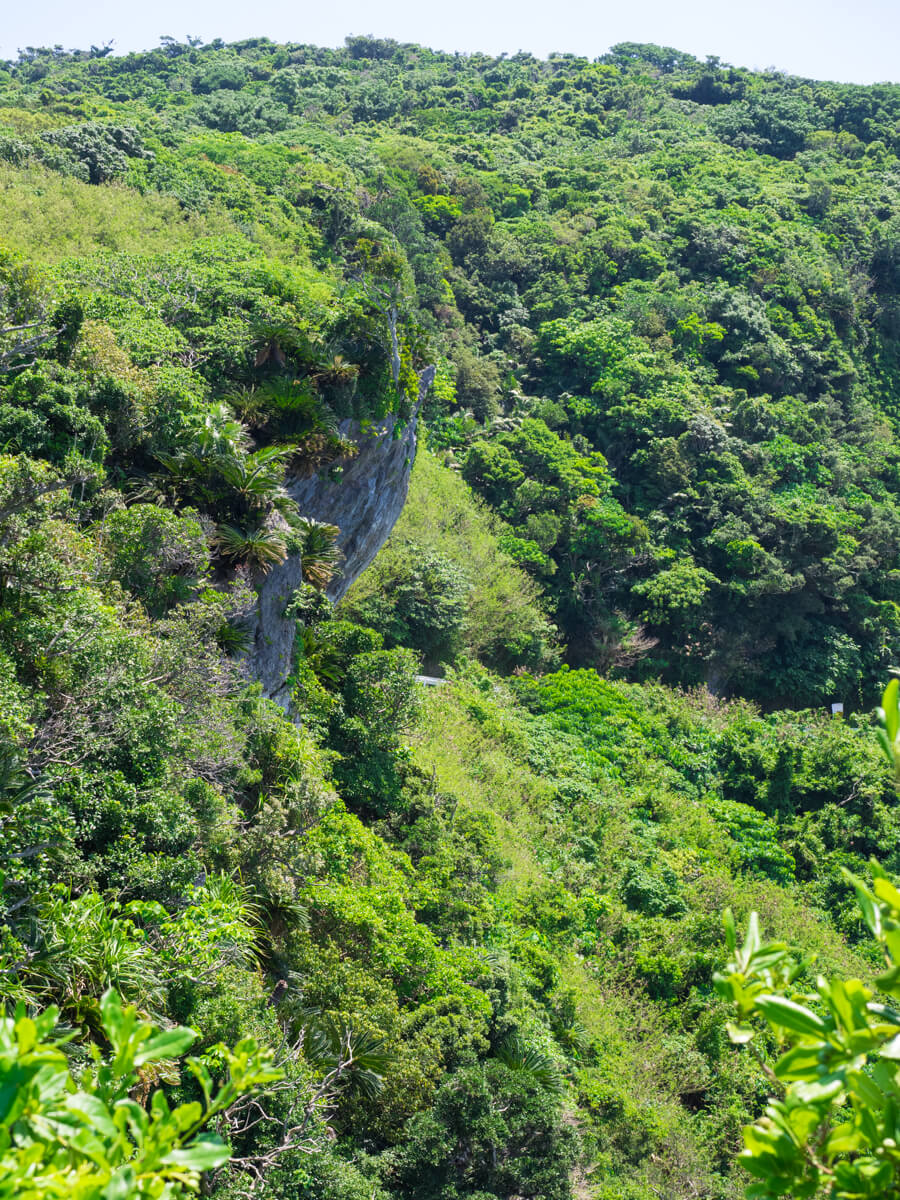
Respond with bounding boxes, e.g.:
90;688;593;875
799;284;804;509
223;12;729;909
100;504;210;614
0;988;277;1200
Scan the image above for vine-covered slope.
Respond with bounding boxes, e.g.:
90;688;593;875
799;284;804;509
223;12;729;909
1;35;899;1200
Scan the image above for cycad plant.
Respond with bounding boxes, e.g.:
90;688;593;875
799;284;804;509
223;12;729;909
189;402;250;458
495;1032;564;1094
216;615;254;655
299;1009;391;1101
150;448;221;509
153;417;294;519
229;379;339;441
0;746;48;832
295;624;342;684
267;379;338;431
214;522;288;574
313;354;359;388
295;517;340;590
251;319;321;370
217;445;294;514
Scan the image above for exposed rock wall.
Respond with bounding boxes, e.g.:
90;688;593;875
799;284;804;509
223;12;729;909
293;411;421;604
248;392;427;705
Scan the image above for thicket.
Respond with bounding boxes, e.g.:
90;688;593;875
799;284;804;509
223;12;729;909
339;445;559;672
3;34;900;704
1;32;900;1200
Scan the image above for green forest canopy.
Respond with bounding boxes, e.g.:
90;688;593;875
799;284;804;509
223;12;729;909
2;33;900;1200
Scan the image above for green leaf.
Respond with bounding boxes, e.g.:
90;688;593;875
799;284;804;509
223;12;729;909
792;1075;844;1103
875;964;900;995
741;912;761;963
878;728;894;765
726;1022;755;1044
774;1045;822;1081
754;995;826;1039
747;945;790;973
841;868;882;939
172;1101;203;1132
825;1123;864;1156
185;1058;214;1106
872;875;900;912
65;1093;118;1139
134;1027;196;1066
99;989;133;1053
882;679;899;746
15;1018;37;1055
163;1134;230;1171
102;1166;137;1200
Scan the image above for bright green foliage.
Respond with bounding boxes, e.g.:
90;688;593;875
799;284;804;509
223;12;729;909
0;988;279;1199
716;878;900;1200
100;506;209;614
406;668;883;1196
713;681;900;1198
3;31;900;1200
341;548;471;668
878;677;900;780
3;36;900;699
341;447;558;671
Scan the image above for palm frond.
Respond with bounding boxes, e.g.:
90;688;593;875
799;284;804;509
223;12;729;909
296;517;341;590
189;403;250;457
248;379;341;439
495;1032;564;1094
298;1009;390;1099
214;523;288;573
0;747;49;819
313;354;359;388
216;618;254;655
14;890;165;1020
216;447;292;514
252;320;318;368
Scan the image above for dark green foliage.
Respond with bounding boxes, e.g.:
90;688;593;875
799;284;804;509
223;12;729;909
389;1061;577;1200
2;32;900;1200
101;504;209;614
0;365;108;463
39;123;152;184
4;37;899;700
342;547;471;668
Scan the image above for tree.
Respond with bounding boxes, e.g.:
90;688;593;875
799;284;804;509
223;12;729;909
39;123;153;185
100;505;210;615
391;1060;576;1200
340;547;471;667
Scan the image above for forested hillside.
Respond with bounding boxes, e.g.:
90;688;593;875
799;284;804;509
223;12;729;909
2;35;900;1200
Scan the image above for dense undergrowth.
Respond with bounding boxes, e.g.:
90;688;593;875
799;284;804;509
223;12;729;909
1;33;900;1200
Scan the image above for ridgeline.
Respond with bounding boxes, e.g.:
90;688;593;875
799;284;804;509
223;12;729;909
2;35;900;1200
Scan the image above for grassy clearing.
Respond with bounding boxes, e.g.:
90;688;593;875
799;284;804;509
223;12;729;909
0;163;252;261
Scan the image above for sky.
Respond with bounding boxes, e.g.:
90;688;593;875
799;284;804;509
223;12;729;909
1;0;898;85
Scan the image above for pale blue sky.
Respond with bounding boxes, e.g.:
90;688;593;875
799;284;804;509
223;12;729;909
2;0;898;85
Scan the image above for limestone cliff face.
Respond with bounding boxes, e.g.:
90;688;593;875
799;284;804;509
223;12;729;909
247;400;425;705
292;410;421;605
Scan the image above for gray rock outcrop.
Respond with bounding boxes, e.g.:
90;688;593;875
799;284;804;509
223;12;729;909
248;379;430;705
